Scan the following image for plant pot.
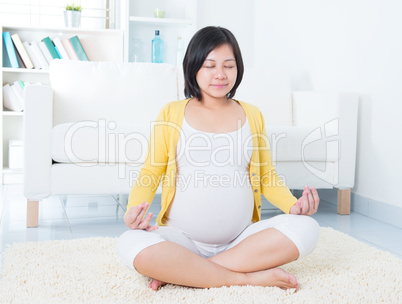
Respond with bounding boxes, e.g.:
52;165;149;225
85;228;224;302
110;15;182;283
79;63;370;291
64;10;81;28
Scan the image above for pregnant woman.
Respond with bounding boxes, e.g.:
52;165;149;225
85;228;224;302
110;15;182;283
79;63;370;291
117;26;320;291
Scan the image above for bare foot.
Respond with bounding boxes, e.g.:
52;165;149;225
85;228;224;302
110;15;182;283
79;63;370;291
147;268;298;291
247;268;299;290
148;279;167;291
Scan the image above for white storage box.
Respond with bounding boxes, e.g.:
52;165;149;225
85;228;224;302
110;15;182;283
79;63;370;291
9;140;24;169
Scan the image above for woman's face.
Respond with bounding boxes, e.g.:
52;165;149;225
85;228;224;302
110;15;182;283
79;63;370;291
196;43;237;101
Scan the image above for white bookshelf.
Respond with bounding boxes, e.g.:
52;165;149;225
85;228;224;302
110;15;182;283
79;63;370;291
129;16;193;26
121;0;197;64
1;25;124;184
2;67;49;74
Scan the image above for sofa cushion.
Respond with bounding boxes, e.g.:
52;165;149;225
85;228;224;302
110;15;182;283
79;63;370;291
267;125;339;162
51;122;151;164
50;164;164;195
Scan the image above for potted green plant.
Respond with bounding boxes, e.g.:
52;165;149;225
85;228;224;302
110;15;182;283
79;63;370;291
64;3;82;28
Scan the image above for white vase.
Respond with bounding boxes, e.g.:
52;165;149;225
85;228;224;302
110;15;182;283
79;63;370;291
64;10;81;28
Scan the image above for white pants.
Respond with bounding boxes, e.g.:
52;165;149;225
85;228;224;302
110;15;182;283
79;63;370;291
117;214;320;271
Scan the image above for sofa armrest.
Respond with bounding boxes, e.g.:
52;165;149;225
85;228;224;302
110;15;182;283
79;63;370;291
23;84;53;200
292;91;359;189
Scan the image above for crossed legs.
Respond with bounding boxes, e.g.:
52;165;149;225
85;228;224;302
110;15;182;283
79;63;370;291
118;214;320;290
136;227;300;290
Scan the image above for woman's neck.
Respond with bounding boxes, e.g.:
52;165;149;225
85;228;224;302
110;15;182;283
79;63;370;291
197;96;231;110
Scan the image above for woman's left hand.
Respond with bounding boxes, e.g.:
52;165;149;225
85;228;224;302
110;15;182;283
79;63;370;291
290;186;320;216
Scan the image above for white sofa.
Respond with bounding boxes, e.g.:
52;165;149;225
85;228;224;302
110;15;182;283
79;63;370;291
23;60;358;227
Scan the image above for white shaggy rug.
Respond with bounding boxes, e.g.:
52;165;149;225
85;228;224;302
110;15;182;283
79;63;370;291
0;227;401;304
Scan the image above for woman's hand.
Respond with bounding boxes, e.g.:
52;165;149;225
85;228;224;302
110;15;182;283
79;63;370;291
290;186;320;216
124;201;159;231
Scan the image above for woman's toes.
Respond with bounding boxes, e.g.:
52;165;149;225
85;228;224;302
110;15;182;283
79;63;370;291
289;274;298;286
148;279;158;290
151;280;160;290
148;279;167;291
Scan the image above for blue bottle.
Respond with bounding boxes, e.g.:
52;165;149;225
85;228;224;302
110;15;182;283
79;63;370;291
152;30;163;63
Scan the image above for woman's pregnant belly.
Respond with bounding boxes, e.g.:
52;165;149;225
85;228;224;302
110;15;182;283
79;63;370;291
166;170;254;244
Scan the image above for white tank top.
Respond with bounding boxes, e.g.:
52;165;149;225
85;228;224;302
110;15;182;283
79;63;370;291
166;116;254;245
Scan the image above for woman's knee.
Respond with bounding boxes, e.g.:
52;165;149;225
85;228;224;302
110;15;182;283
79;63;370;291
275;214;320;259
296;215;320;234
117;230;142;270
117;229;163;271
292;215;320;258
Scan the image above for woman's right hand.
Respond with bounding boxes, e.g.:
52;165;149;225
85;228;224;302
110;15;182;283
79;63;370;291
124;201;159;231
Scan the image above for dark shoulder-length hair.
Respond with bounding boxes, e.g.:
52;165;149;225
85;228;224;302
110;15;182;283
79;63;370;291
183;26;244;100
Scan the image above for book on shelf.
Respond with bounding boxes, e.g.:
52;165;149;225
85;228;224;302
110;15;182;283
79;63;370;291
62;38;79;60
15;48;26;68
10;83;24;107
68;36;89;61
11;34;34;69
18;80;25;91
54;46;62;59
2;39;11;67
41;36;61;60
2;84;23;112
53;38;70;60
13;81;24;97
2;32;19;68
2;32;91;71
30;41;49;69
38;41;53;64
22;41;42;70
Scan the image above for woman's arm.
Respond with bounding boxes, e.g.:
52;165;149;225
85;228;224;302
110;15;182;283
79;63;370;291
256;109;320;216
257;112;297;214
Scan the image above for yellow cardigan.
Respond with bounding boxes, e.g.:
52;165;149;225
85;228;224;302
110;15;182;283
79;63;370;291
126;98;297;225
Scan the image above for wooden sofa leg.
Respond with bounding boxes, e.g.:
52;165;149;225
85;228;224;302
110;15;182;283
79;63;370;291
27;200;39;228
337;189;351;215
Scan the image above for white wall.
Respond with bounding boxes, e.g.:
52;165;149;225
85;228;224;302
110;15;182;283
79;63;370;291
196;0;255;67
197;0;402;208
